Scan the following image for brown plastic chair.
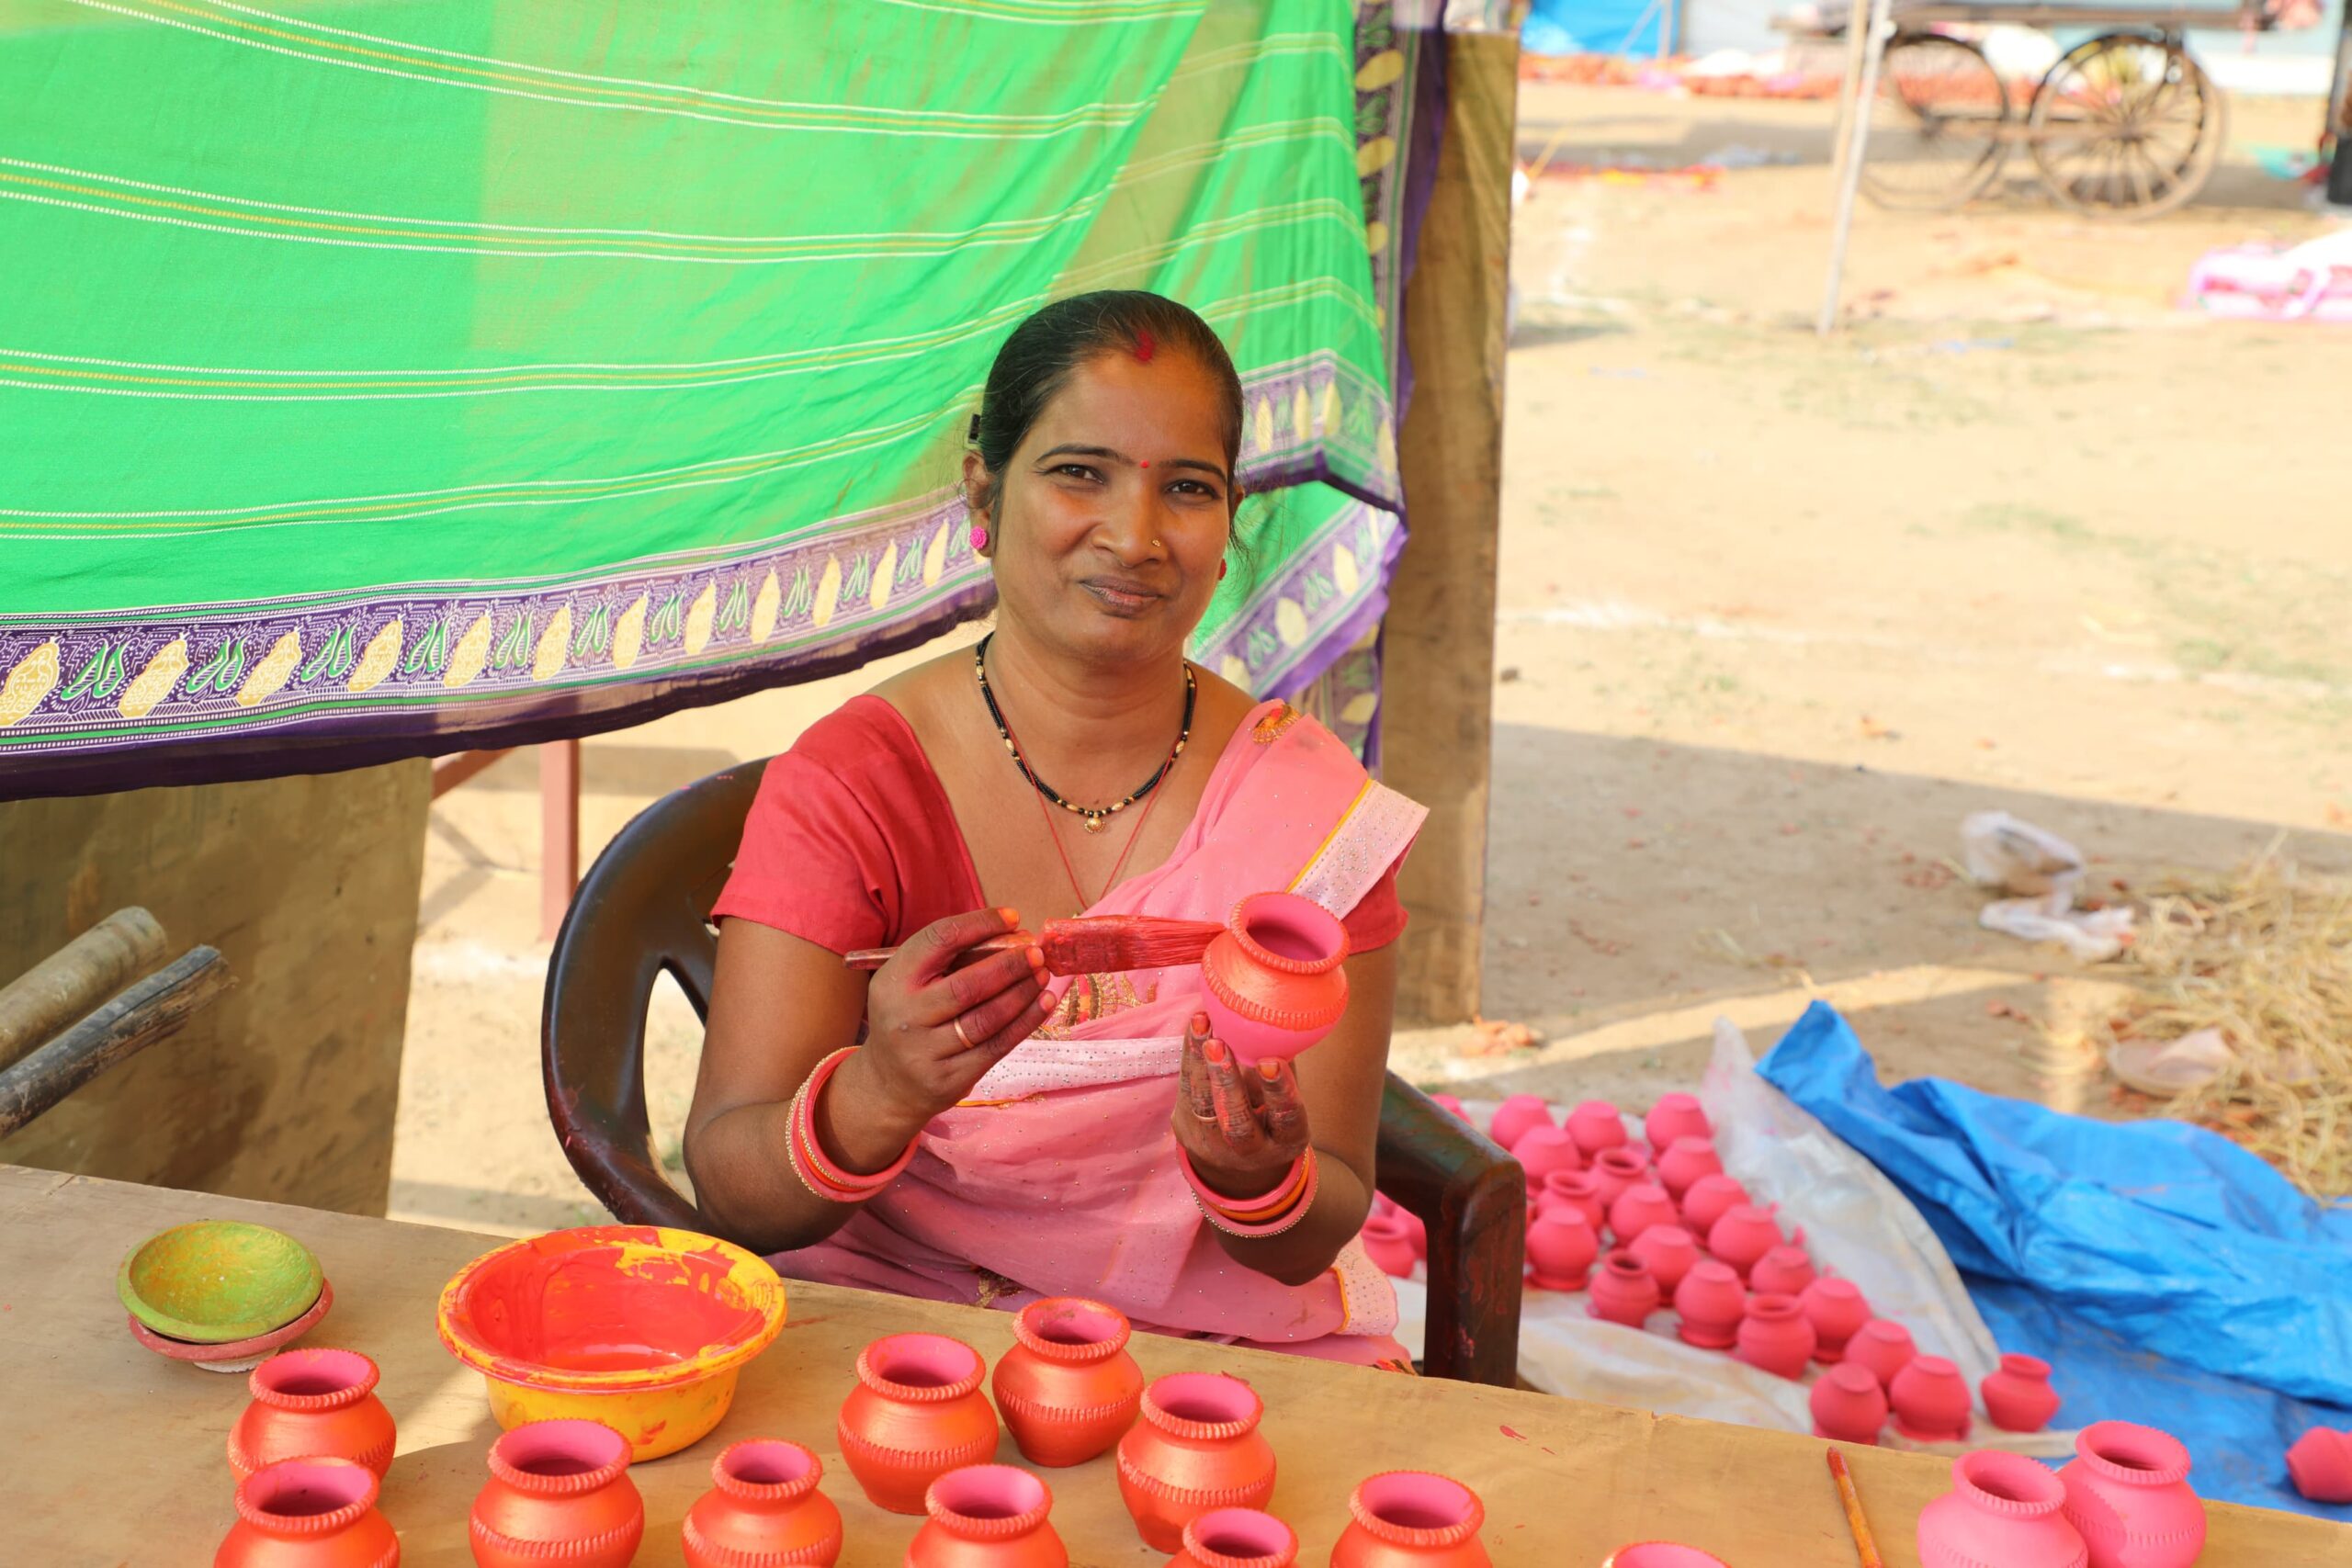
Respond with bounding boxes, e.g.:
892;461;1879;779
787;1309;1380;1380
542;757;1525;1384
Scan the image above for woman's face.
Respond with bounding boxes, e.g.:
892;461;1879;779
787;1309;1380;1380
970;350;1234;667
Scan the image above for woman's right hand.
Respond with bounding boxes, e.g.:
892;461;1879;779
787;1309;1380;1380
853;907;1053;1126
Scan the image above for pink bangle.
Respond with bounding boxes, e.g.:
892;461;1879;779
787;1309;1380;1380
786;1047;917;1203
1178;1146;1319;1236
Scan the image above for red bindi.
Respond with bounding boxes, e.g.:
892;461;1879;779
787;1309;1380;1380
1133;329;1156;363
1139;459;1150;469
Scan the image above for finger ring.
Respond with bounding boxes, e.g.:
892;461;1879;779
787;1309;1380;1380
952;1016;976;1049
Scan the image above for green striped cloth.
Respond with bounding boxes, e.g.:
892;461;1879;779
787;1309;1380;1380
0;0;1421;789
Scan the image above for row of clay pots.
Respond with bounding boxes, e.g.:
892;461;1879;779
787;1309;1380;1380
1918;1423;2206;1568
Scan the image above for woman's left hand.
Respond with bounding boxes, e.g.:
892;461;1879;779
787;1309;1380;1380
1172;1011;1310;1199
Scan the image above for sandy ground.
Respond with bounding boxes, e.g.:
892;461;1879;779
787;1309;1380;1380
390;83;2352;1235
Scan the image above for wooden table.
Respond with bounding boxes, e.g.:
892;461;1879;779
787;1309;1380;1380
6;1167;2341;1567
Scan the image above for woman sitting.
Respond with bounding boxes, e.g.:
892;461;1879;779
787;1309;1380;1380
686;290;1424;1368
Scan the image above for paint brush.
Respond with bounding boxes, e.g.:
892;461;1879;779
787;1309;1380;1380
843;915;1227;976
1826;1449;1884;1568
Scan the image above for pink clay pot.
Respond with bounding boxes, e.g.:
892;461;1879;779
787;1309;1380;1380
1890;1355;1973;1443
1809;1363;1890;1444
1329;1471;1492;1568
1606;1183;1679;1248
1370;1195;1429;1261
1642;1092;1713;1153
1200;893;1350;1065
1799;1278;1871;1364
1525;1209;1600;1292
1538;1169;1607;1233
1359;1214;1419;1280
2058;1422;2205;1568
1514;1127;1585;1190
1487;1096;1553;1153
1430;1095;1466;1123
1704;1204;1783;1280
1566;1100;1630;1158
908;1464;1067;1568
1587;1250;1660;1328
1676;1175;1748;1236
1982;1352;2063;1435
2286;1427;2352;1505
682;1438;842;1568
1672;1261;1747;1349
1733;1293;1815;1379
1170;1507;1298;1568
1651;1137;1723;1201
1604;1547;1731;1568
1626;1224;1700;1294
1747;1245;1815;1298
1589;1148;1650;1210
1918;1450;2087;1568
1846;1319;1917;1391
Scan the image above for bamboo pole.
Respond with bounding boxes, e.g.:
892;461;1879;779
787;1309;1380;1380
0;908;166;1073
0;947;231;1137
1817;0;1898;335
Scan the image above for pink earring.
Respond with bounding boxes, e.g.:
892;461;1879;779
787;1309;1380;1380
969;524;989;552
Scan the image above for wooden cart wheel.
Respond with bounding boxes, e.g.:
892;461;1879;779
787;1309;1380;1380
1860;32;2012;211
2027;33;2226;219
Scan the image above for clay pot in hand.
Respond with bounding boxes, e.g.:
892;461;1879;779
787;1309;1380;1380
1626;1224;1700;1294
1918;1450;2088;1568
1607;1183;1679;1248
1733;1293;1816;1379
1652;1137;1723;1201
2058;1422;2205;1568
469;1418;645;1568
2287;1427;2352;1505
909;1464;1067;1568
1359;1214;1419;1280
1537;1169;1607;1233
991;1298;1144;1469
1487;1095;1553;1153
1890;1355;1973;1443
1704;1204;1783;1280
1116;1372;1276;1552
1566;1100;1631;1158
1330;1472;1493;1568
1809;1363;1890;1445
1589;1148;1650;1210
1643;1092;1712;1152
1588;1250;1661;1328
1170;1508;1298;1568
1798;1278;1871;1364
1982;1352;2062;1435
1672;1260;1747;1349
1847;1319;1917;1390
228;1348;397;1480
1513;1126;1585;1190
1748;1245;1815;1298
215;1457;401;1568
1199;892;1350;1065
1677;1174;1749;1236
1525;1208;1600;1292
838;1333;1000;1515
683;1438;842;1568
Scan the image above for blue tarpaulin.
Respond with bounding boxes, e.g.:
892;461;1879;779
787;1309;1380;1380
1758;1001;2352;1518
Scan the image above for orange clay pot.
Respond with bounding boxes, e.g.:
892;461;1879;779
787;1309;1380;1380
991;1297;1144;1468
1329;1472;1493;1568
469;1418;644;1568
682;1438;842;1568
1169;1507;1299;1568
228;1348;397;1480
837;1333;1000;1515
1116;1372;1277;1552
215;1457;400;1568
908;1464;1068;1568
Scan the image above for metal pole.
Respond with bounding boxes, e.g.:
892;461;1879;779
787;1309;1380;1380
1816;0;1897;335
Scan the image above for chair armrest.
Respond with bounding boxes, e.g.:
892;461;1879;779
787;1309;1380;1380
1376;1073;1525;1385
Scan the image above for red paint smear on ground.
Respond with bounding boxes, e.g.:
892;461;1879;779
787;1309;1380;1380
1499;1425;1526;1441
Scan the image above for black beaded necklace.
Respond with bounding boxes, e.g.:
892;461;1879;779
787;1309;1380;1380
973;632;1195;833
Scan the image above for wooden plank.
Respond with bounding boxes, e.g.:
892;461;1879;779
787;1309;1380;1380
0;906;165;1072
0;946;231;1136
1385;29;1518;1027
6;1167;2341;1567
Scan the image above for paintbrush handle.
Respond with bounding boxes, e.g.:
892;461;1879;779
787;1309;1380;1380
1826;1450;1884;1568
842;933;1031;972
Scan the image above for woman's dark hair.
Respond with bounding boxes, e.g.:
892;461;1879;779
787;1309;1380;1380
968;290;1245;510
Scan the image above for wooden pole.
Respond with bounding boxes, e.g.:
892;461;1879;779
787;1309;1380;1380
1817;0;1897;335
540;739;581;942
0;908;166;1073
430;747;513;799
0;946;231;1137
1385;28;1518;1026
2329;7;2352;206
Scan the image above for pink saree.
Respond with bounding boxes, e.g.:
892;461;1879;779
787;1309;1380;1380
763;700;1428;1365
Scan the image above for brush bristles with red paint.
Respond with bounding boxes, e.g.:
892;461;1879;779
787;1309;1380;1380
843;915;1226;976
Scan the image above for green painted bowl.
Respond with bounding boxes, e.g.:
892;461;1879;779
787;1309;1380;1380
117;1221;323;1345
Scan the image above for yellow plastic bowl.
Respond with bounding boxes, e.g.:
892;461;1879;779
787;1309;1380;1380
435;1224;786;1460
